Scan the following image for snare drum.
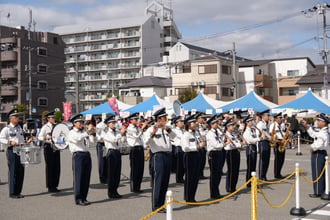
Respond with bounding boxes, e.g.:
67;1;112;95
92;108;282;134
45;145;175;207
51;122;73;150
15;144;41;165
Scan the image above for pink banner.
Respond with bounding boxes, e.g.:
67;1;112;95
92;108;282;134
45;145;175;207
108;97;119;115
63;102;72;121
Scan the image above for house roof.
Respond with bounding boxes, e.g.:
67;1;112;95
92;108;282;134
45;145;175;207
297;64;330;84
119;76;172;89
179;42;250;62
239;57;316;68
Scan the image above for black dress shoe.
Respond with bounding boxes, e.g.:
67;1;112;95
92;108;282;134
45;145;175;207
275;175;284;179
133;190;144;193
109;193;122;199
48;188;61;193
211;195;221;199
309;194;321;198
199;176;208;180
10;194;24;199
186;199;196;203
158;209;166;213
260;177;268;181
76;200;87;206
83;200;91;205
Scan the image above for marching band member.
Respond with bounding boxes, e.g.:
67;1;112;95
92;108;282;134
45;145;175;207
144;108;176;212
0;109;32;198
302;113;329;198
67;114;92;206
224;119;242;193
206;115;225;199
243;116;260;185
126;112;147;193
171;116;185;183
196;113;208;179
101;114;126;199
269;113;286;179
38;111;61;193
181;114;204;202
95;117;108;184
257;110;271;181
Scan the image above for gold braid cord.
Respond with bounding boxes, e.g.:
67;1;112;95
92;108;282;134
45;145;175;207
258;170;295;184
300;164;327;184
259;179;296;209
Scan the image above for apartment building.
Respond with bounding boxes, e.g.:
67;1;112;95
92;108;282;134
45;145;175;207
54;1;181;112
0;25;65;120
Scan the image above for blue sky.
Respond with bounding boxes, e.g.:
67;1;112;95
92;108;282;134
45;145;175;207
0;0;329;63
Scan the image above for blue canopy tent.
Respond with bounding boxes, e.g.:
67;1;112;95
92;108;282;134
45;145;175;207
218;91;277;113
81;102;116;116
123;94;171;113
273;90;330;114
182;93;217;113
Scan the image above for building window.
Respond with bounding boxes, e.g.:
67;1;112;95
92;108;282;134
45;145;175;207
37;64;48;73
222;87;233;97
53;37;58;44
198;64;217;74
37;80;48;90
37;97;48;106
204;86;217;94
221;65;232;75
37;47;47;56
287;70;299;76
288;89;298;96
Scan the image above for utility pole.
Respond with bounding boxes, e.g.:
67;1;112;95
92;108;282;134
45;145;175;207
232;42;237;99
317;4;329;99
28;9;32;118
0;11;3;122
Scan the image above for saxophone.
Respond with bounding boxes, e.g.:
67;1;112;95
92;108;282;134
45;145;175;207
269;122;278;147
278;123;291;152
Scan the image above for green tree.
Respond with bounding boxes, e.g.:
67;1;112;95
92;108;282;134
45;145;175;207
178;87;198;103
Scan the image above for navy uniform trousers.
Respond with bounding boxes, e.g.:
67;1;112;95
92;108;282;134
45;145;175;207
150;152;171;211
107;149;122;196
246;144;257;183
199;148;206;177
175;145;185;183
44;143;61;190
274;142;285;178
129;145;144;192
258;140;270;180
96;142;108;184
226;149;240;193
311;150;327;195
7;146;24;196
171;145;177;173
72;152;91;203
184;151;201;202
208;150;226;198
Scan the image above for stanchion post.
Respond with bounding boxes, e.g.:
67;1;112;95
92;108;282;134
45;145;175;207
321;156;330;200
296;131;302;156
251;172;257;220
290;163;306;216
166;190;173;220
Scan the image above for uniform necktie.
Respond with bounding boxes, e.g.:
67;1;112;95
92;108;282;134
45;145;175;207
162;129;167;145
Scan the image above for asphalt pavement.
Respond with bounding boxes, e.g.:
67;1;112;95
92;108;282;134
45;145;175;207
0;144;329;220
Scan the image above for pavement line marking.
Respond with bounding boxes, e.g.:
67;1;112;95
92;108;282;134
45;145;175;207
312;210;330;215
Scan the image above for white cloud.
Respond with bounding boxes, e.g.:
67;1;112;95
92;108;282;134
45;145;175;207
0;0;326;63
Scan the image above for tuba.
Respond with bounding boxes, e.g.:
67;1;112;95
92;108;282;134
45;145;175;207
278;123;291;152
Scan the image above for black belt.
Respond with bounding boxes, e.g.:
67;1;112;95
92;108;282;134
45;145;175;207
73;151;89;156
313;150;327;154
133;145;143;148
154;151;171;154
210;149;224;152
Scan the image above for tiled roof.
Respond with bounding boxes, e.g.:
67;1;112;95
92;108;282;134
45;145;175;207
297;64;330;84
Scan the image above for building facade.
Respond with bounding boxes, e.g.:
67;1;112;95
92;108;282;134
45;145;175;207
0;25;65;120
54;1;181;113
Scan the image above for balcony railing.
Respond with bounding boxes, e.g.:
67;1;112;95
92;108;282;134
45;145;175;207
1;69;17;79
255;75;273;88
